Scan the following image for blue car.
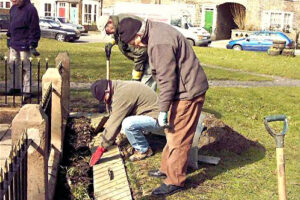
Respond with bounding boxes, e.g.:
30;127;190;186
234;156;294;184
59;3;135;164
226;31;293;51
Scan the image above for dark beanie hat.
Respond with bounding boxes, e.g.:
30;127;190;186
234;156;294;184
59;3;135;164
91;79;108;101
119;18;142;43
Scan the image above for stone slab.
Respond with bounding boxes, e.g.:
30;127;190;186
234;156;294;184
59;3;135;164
93;145;132;200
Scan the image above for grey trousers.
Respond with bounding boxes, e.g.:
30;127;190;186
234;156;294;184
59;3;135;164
140;62;157;91
9;48;31;93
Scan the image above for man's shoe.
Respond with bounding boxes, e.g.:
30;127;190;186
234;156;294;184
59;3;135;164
148;169;167;179
129;147;153;161
151;183;183;197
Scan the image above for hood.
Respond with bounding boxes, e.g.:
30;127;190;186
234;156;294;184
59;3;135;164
18;0;30;8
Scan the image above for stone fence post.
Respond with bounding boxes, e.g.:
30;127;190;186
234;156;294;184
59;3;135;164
42;52;70;152
11;104;49;200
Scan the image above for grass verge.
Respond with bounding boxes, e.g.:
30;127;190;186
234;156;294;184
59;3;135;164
194;47;300;79
0;37;276;82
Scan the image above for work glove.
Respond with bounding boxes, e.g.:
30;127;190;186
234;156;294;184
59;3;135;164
105;38;115;60
7;38;10;48
89;146;107;167
30;47;40;57
158;111;168;127
132;69;143;81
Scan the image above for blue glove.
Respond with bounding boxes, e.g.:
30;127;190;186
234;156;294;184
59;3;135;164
158;112;168;127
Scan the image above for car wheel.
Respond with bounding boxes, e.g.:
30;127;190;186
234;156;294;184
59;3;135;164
233;45;242;51
56;34;65;42
187;39;195;46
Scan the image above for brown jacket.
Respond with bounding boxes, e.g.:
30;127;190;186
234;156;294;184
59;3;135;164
142;21;209;112
98;80;159;148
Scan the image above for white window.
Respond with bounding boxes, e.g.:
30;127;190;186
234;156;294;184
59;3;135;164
59;3;65;7
84;4;92;24
44;3;52;17
0;0;11;9
262;11;293;32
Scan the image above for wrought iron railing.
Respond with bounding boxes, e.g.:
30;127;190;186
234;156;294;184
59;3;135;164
0;132;32;200
0;57;49;106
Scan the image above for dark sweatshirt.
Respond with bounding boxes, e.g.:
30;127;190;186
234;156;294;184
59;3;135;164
141;20;209;112
7;0;40;51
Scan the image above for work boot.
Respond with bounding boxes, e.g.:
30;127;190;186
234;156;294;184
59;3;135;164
151;183;183;197
22;93;32;104
129;147;153;161
148;169;167;179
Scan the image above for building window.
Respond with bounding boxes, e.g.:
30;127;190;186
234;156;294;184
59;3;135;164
84;4;92;24
262;11;293;32
44;3;51;17
94;5;97;22
0;1;11;9
59;3;65;7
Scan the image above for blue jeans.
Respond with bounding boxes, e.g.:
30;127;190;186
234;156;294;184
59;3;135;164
122;115;162;153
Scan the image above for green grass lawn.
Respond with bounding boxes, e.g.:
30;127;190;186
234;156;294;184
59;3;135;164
194;47;300;79
70;87;300;200
0;37;278;82
126;87;300;200
2;36;300;199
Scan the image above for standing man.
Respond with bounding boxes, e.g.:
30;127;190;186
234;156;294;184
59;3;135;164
118;18;209;197
89;79;163;166
7;0;40;96
97;14;157;91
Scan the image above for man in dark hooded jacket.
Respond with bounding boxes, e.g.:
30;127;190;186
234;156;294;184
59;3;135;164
6;0;40;96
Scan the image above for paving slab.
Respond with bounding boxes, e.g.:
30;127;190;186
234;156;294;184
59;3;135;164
93;145;132;200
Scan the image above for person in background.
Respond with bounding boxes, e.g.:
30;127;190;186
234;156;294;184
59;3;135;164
7;0;40;98
118;18;209;197
97;14;156;91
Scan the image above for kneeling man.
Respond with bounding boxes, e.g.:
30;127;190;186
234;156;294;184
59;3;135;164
89;79;163;166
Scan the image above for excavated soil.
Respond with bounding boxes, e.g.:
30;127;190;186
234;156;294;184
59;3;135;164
54;117;95;200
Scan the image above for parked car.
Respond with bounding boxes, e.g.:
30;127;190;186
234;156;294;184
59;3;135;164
42;16;86;33
0;14;9;31
39;19;80;42
226;31;293;51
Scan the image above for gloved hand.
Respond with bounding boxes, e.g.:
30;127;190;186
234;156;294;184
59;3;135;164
158;112;168;127
7;38;10;48
105;38;115;60
132;69;143;81
89;146;107;167
30;47;40;57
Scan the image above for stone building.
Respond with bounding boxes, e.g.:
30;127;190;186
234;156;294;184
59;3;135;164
101;0;300;40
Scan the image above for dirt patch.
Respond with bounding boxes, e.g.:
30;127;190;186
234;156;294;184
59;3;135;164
54;117;94;200
200;113;262;154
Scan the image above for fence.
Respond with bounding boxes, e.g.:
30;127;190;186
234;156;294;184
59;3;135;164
0;56;50;106
0;132;31;200
0;52;70;200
